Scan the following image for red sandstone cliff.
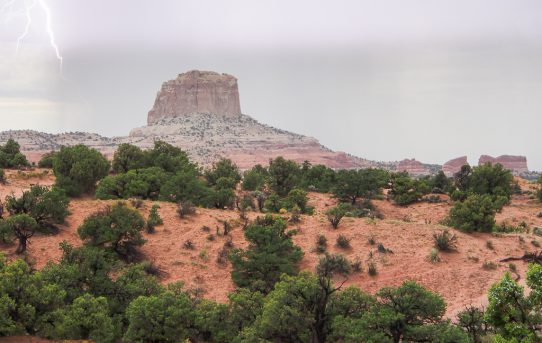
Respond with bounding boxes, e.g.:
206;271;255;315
442;156;468;176
478;155;528;174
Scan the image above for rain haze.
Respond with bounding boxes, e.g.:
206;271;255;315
1;0;541;169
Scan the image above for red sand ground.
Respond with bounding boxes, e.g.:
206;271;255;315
1;170;542;320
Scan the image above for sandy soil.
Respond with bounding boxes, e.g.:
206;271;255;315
1;170;541;319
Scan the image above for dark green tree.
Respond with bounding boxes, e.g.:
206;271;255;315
242;164;268;191
54;294;115;343
205;158;241;186
77;202;146;257
53;145;110;196
124;291;196;342
449;194;496;232
37;151;57;168
389;172;430;206
5;185;69;231
4;214;37;253
111;143;146;173
333;169;388;204
300;162;337;193
229;215;303;293
0;139;29;168
268;156;301;197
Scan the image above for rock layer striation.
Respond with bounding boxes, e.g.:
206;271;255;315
147;70;241;124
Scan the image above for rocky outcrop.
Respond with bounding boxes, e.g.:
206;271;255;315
478;155;528;174
147;70;241;124
396;159;430;175
442;156;468;176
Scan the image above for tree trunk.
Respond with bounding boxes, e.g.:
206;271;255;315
16;236;27;254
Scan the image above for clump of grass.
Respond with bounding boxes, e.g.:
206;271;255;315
351;259;362;273
206;234;215;241
130;198;144;209
428;248;441;263
336;235;351;249
199;249;209;261
368;234;376;246
146;204;163;233
433;229;457;251
482;261;497;270
377;243;393;254
486;240;494;250
368;261;378;276
315;234;327;254
183;239;195;250
532;240;541;248
177;200;196;218
537;212;542;218
533;227;542;236
201;225;211;232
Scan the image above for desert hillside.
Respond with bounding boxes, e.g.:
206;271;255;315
2;168;541;319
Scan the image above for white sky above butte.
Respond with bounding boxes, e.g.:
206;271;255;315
1;0;541;169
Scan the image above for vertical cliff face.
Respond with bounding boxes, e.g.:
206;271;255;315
147;70;242;124
442;156;468;176
478;155;529;174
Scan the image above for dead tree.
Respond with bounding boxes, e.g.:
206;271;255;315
500;251;542;265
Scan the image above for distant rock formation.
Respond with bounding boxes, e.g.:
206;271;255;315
1;71;390;170
478;155;528;174
442;156;468;176
396;159;430;175
147;70;241;124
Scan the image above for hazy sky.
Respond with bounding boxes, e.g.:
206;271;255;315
1;0;541;169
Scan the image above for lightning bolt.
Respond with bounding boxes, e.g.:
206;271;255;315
3;0;64;76
36;0;63;74
15;0;36;55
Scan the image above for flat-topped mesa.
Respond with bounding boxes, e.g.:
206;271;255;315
396;158;430;176
478;155;528;174
147;70;242;125
442;156;468;177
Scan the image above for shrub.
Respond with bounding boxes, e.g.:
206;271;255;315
53;145;110;196
3;214;37;253
205;158;241;187
124;292;195;343
268;157;301;197
325;203;350;229
389;172;430;206
240;194;255;211
336;234;351;249
177;200;196;218
482;261;497;270
229;215;303;293
0;139;29;168
111;143;146;173
377;243;393;254
184;239;195;250
368;261;377;276
77;202;146;257
96;167;169;201
160;171;211;205
315;234;327;254
486;240;494;250
5;185;70;232
282;188;313;214
146;204;163;233
456;306;488;343
350;259;362;272
433;229;458;251
428;248;441;263
241;165;268;191
38;151;57;168
449;194;496;233
0;169;5;184
332;168;388;204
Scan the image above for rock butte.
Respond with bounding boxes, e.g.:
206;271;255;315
396;158;430;176
0;70;532;173
478;155;528;174
147;70;242;125
442;156;468;177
